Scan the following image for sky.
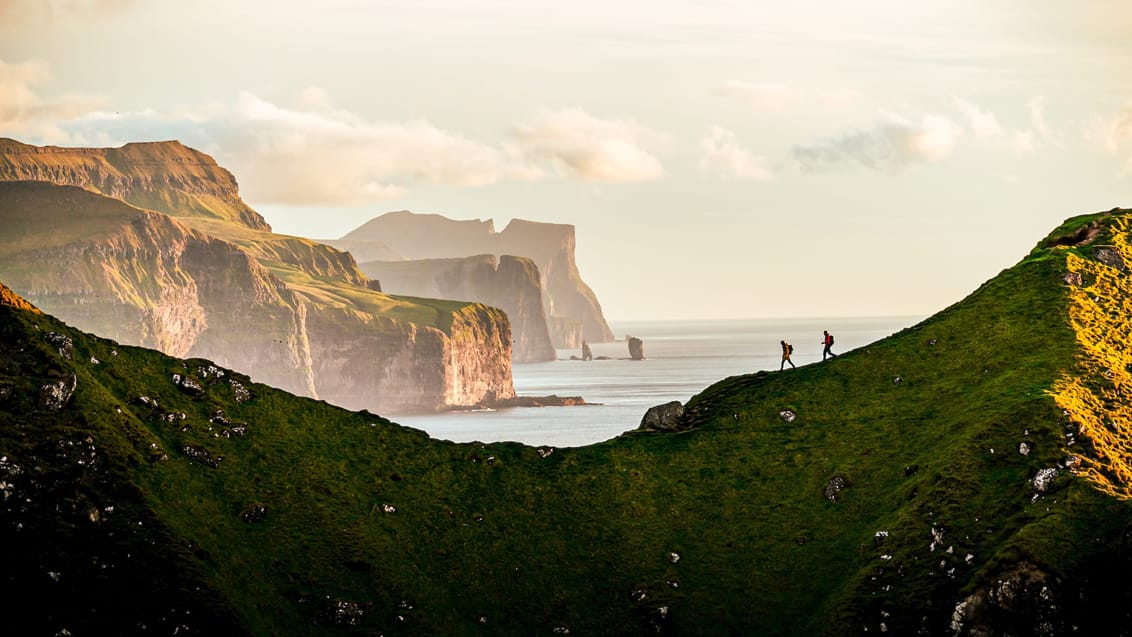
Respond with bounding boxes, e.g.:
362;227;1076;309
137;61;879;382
1;0;1131;321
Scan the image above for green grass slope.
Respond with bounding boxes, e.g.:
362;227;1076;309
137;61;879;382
3;209;1132;636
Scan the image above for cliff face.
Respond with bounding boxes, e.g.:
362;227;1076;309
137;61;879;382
0;179;514;413
334;210;615;347
358;254;556;363
0;137;270;231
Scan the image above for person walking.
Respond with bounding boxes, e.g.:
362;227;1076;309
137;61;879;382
780;340;796;370
821;330;837;361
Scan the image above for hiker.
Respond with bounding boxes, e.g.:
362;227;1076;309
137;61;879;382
780;340;795;370
822;330;837;360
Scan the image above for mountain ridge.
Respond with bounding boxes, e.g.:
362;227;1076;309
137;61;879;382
0;137;269;231
2;207;1132;635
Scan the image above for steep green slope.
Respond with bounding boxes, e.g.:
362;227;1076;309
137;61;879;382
0;137;270;230
3;209;1132;636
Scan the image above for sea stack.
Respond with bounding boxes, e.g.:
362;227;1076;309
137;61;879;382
628;336;645;360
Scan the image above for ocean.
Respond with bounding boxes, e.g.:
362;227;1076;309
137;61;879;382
396;316;924;447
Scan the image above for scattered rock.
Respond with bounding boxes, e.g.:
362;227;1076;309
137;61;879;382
779;409;797;423
581;341;593;361
927;338;938;346
39;373;77;410
382;503;396;513
180;445;220;468
628;336;645;360
230;379;251;403
1019;442;1032;456
173;374;205;397
537;447;555;458
824;475;849;502
242;503;267;523
904;464;919;477
874;531;889;547
318;600;365;627
640;401;685;432
893;377;903;385
1032;467;1058;493
45;332;73;359
1063;272;1083;286
668;551;681;564
0;384;11;401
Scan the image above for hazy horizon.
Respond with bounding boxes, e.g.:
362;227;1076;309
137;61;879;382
2;0;1129;320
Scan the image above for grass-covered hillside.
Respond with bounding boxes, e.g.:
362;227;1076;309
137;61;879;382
3;208;1132;636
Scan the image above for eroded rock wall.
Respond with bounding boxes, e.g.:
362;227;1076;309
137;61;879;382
360;254;556;363
0;182;515;413
337;211;614;347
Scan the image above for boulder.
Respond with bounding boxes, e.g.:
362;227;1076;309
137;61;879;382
824;475;849;502
39;373;77;410
628;336;645;360
949;562;1063;636
640;401;685;431
45;332;73;360
1094;247;1126;271
242;503;267;523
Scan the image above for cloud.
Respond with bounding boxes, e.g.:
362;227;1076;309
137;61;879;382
201;91;546;205
792;111;959;172
953;98;1040;154
0;58;105;141
698;126;773;181
713;81;857;111
0;60;665;204
512;108;666;182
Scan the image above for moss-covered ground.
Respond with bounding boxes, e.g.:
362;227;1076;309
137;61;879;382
3;210;1132;636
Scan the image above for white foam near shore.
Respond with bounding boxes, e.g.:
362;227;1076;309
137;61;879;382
396;316;922;447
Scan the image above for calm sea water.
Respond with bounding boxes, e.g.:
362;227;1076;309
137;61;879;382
396;316;923;447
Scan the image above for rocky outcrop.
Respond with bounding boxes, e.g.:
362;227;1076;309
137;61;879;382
332;211;615;347
639;401;685;431
358;254;556;363
0;137;269;230
0;180;515;413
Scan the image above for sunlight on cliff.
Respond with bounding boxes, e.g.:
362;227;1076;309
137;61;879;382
1054;219;1132;499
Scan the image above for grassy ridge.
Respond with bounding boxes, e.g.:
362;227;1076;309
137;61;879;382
3;211;1132;635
